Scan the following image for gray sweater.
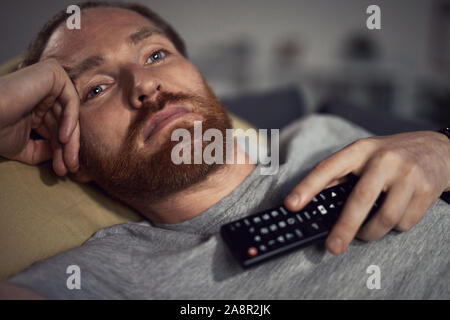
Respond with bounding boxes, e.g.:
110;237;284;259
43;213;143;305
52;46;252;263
8;115;450;299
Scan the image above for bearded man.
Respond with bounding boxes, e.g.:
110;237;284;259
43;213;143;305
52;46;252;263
0;2;448;299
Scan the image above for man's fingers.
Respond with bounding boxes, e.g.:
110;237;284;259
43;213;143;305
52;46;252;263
52;147;68;176
52;102;79;172
325;163;387;255
284;158;349;211
324;177;348;189
284;139;375;211
356;181;414;241
395;191;431;233
56;77;80;144
63;121;80;173
31;94;57;130
44;110;67;176
9;139;52;165
34;125;51;140
24;59;80;148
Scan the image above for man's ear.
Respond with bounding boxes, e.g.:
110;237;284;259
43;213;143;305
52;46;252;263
69;166;92;183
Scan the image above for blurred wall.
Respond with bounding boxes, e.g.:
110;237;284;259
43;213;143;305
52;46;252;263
0;0;432;69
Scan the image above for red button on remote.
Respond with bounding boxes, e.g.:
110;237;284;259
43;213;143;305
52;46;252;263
247;247;258;257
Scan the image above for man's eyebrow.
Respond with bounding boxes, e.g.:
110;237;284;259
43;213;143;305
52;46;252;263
64;55;105;82
63;27;163;82
128;26;163;46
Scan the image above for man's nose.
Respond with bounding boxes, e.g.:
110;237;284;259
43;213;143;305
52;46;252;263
127;66;162;108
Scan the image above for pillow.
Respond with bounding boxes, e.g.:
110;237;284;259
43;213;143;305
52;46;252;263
220;86;306;130
0;57;259;281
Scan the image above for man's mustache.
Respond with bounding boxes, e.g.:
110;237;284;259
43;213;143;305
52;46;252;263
125;91;196;145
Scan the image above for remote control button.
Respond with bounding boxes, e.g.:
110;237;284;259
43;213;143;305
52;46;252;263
304;212;311;220
287;217;296;225
247;247;258;257
262;213;270;221
280;207;289;215
249;227;255;233
331;191;337;198
269;224;278;232
254;235;261;242
285;232;294;241
294;228;304;238
268;239;276;247
318;205;327;215
235;222;241;228
271;210;279;218
243;219;250;226
253;217;262;224
259;245;267;252
306;221;327;234
329;204;335;209
296;214;304;223
312;197;318;202
278;221;287;228
260;227;269;235
277;235;285;243
319;193;326;200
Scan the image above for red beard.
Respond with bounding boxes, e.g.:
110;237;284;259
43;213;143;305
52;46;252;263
79;85;232;205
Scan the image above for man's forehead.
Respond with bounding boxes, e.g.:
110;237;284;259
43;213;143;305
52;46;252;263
41;7;161;63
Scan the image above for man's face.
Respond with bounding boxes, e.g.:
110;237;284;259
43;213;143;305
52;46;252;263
40;7;231;205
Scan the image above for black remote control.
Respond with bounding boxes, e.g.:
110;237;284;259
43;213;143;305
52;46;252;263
220;175;386;268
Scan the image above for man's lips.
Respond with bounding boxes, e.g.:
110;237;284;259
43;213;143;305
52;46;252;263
143;106;192;141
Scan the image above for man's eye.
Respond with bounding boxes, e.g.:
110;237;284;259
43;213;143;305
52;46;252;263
146;50;167;64
86;84;107;100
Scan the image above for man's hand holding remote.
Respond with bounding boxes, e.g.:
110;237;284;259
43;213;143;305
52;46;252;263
285;132;450;255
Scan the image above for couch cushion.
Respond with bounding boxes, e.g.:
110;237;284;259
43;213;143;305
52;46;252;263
220;86;306;130
319;100;440;135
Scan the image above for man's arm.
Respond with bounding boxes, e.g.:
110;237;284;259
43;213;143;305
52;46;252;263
0;58;80;175
0;282;44;300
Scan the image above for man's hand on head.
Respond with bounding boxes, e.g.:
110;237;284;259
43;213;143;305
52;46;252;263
284;131;450;255
0;59;80;176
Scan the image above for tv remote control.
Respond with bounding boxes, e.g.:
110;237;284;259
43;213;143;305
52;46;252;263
220;175;386;268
